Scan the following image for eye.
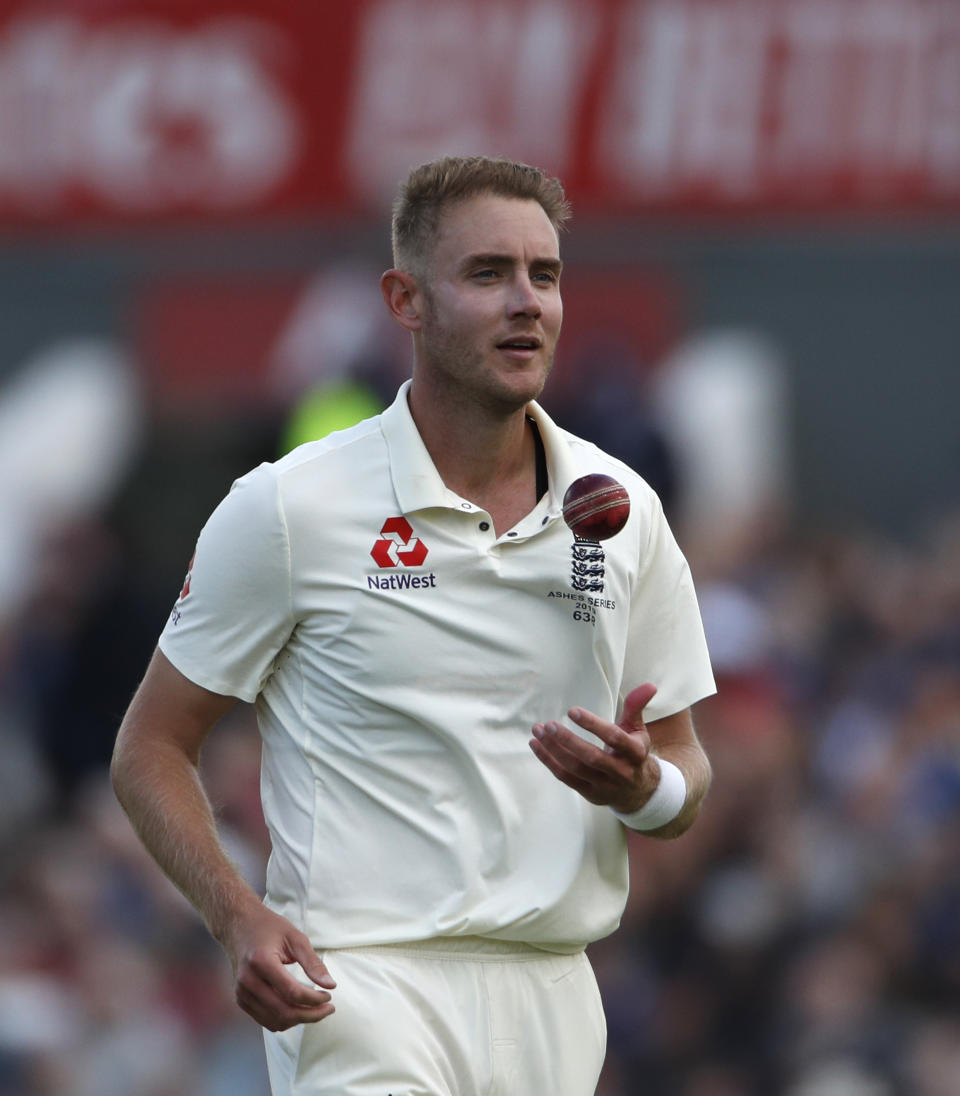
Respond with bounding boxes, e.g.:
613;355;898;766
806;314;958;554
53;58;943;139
472;268;499;281
532;270;558;285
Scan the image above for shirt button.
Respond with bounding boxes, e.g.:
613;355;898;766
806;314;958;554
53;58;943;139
541;516;549;526
507;531;518;537
479;521;490;531
460;502;471;510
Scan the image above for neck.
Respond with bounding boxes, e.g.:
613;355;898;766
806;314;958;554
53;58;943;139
406;376;540;535
408;377;533;494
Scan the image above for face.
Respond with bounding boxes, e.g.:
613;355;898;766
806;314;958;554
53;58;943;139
413;193;563;414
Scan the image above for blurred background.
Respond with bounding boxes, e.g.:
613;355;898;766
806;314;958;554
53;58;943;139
1;1;959;1094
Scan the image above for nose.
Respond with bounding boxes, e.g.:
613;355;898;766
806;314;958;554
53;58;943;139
508;274;541;318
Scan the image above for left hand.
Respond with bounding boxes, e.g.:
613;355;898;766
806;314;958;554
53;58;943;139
529;683;662;814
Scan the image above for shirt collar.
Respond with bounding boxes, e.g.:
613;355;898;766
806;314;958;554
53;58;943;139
380;381;465;514
524;398;580;516
380;379;579;522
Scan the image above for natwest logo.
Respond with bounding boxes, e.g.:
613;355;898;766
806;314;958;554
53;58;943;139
370;517;428;568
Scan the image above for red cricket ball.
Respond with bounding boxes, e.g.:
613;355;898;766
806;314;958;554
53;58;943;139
562;474;631;541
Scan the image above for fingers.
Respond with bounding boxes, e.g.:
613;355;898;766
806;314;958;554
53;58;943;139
291;936;336;991
530;721;639;806
620;683;657;730
259;959;332;1007
533;720;641;773
236;963;335;1032
529;724;598;798
528;687;659;810
565;707;650;764
235;932;337;1032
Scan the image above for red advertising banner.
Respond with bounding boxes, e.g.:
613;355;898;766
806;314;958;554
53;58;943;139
1;0;958;225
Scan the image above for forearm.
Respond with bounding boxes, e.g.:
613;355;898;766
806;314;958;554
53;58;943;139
111;736;261;945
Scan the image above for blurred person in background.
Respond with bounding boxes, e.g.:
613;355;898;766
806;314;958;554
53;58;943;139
111;154;715;1096
268;263;411;456
551;341;678;517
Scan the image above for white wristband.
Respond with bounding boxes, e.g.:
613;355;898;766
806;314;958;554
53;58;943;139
612;759;687;831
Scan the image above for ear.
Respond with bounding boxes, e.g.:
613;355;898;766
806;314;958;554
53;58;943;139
380;269;423;332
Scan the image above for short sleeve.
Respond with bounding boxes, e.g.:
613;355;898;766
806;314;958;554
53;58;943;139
623;496;716;722
159;463;294;702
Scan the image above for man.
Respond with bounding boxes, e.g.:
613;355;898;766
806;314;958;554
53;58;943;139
112;155;715;1095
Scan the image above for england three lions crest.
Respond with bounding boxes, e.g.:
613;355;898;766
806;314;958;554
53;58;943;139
570;540;605;592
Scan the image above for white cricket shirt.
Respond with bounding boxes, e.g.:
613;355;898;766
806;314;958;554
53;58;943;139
159;382;715;953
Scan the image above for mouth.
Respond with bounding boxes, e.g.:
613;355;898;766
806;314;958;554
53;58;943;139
496;336;542;357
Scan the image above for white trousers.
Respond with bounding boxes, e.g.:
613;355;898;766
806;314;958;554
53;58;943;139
263;937;607;1096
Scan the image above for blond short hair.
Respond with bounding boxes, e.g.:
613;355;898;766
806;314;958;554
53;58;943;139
391;155;571;278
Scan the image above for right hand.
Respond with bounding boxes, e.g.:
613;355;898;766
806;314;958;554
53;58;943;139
222;901;336;1031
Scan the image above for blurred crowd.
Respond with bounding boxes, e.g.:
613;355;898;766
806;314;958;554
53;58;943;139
1;330;958;1096
595;510;960;1096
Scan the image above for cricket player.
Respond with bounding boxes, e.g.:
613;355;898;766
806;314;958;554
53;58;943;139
112;155;715;1094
